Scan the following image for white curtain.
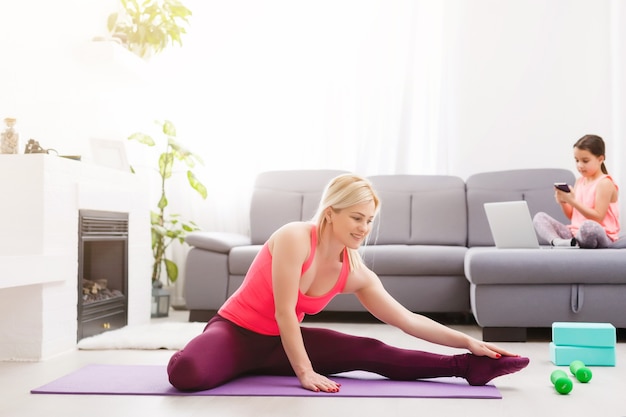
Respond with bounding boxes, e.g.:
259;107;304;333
139;0;447;234
133;0;448;302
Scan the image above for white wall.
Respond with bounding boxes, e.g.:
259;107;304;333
0;0;154;160
610;0;626;219
1;0;624;219
444;0;612;175
442;0;624;217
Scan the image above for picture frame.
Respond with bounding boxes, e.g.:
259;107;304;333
89;138;130;172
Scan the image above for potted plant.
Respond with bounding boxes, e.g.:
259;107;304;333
128;120;207;288
107;0;192;59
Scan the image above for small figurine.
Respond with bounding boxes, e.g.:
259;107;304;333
24;138;46;154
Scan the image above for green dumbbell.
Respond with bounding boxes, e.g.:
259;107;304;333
550;370;573;395
570;360;592;383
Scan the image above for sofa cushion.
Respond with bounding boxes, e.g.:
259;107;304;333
229;245;264;275
249;189;303;244
466;168;576;246
360;245;466;276
368;175;467;246
186;231;251;253
250;170;348;244
229;244;468;277
465;247;626;285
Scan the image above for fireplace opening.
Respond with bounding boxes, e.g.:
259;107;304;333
77;209;129;341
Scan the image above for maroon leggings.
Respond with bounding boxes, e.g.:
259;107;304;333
167;315;528;391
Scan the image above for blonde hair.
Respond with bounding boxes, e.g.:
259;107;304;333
312;174;380;271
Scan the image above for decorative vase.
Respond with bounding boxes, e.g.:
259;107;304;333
1;117;19;154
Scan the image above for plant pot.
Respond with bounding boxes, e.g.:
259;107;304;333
151;281;170;318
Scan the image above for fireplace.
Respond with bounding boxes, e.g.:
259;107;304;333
77;209;129;341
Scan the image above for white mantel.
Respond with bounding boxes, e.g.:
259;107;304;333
0;154;152;361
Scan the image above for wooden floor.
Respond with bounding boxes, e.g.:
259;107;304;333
2;309;625;417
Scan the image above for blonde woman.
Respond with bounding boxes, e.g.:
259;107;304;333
168;174;529;392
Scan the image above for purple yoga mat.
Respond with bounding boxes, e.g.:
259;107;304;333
31;364;501;399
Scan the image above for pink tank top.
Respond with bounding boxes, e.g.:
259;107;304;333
570;174;620;241
218;225;350;335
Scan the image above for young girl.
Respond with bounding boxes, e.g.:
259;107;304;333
167;174;529;393
533;134;620;248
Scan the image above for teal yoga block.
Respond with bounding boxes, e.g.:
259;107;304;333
552;322;616;348
550;342;616;366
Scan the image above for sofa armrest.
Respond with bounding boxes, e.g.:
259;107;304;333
185;231;251;254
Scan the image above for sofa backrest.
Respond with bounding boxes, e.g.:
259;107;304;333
249;168;577;247
368;175;467;246
250;170;349;244
466;168;576;246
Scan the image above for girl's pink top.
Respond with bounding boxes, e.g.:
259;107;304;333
570;174;620;241
218;225;350;335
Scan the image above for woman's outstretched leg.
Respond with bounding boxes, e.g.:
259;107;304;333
298;327;529;386
168;318;529;391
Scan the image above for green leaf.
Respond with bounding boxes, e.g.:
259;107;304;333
164;258;178;283
162;120;176;137
158;153;174;179
112;0;191;58
168;139;189;160
191;153;205;166
152;224;168;236
150;210;161;225
150;229;159;249
165;228;182;239
187;171;207;199
107;12;119;32
128;132;155;146
157;194;168;210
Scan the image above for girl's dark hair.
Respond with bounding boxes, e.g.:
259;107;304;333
574;134;608;174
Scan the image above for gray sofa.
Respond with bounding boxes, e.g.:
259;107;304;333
184;169;471;321
464;169;626;341
183;169;626;341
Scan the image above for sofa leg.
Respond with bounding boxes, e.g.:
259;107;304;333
482;327;527;342
188;309;217;323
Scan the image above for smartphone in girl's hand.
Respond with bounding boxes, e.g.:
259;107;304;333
554;182;570;193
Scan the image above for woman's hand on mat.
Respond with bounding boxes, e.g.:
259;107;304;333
298;370;341;393
467;338;520;359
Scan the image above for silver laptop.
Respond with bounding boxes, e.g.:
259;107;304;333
483;201;540;249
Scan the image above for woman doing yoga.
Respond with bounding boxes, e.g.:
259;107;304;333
168;173;529;393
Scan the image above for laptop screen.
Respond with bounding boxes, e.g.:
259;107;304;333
483;201;540;249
